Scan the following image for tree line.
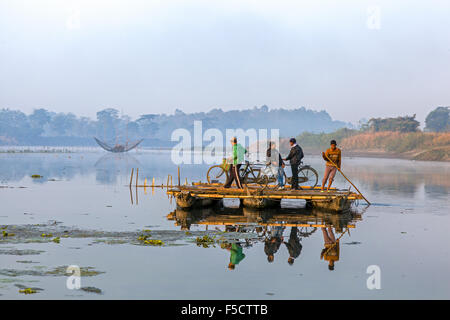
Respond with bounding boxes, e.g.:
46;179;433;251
0;105;348;146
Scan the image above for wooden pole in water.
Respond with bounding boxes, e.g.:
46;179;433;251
178;166;180;186
129;168;134;187
129;185;133;205
324;153;371;205
136;168;139;187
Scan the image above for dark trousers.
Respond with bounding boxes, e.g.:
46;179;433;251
291;163;299;190
224;164;242;188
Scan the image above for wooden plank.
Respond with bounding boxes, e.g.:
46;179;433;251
193;221;356;228
166;191;362;200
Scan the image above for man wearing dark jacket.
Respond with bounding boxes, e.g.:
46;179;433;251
284;138;304;190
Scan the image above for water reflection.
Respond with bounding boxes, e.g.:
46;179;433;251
94;153;141;184
167;206;362;271
1;154;448;200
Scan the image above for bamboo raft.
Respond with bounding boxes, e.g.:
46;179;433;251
166;183;364;212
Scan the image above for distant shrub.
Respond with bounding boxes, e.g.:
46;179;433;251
425;107;450;132
296;128;358;149
367;115;420;133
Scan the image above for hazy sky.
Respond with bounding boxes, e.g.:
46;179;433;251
1;0;449;124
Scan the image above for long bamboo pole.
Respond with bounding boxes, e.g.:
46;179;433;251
323;152;371;205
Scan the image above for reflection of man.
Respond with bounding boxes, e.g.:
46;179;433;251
226;243;246;270
224;137;247;189
283;227;302;265
320;227;340;271
264;226;285;263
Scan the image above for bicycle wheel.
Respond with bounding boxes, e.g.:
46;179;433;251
298;167;318;188
257;175;269;189
297;227;317;238
206;165;228;184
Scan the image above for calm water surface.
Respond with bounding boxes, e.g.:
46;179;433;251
0;151;449;299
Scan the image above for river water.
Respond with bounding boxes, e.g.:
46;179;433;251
0;151;449;299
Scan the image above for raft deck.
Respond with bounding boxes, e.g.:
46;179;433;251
167;183;364;212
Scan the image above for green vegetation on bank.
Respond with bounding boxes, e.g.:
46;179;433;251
296;128;358;150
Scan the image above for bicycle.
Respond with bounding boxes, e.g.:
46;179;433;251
239;161;270;189
206;158;230;184
283;162;319;188
206;159;270;188
207;159;319;188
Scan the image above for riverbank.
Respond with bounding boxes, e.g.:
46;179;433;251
303;146;450;162
295;131;450;162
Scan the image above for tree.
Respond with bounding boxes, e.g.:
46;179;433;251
368;115;420;132
49;113;77;136
425;107;450;132
136;114;158;137
96;108;120;140
29;108;51;135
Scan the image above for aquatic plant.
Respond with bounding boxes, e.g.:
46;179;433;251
46;266;104;277
41;233;53;237
137;234;150;241
52;237;60;243
19;288;37;294
2;230;15;237
143;239;164;246
81;286;102;294
31;175;43;179
195;235;216;248
137;233;163;246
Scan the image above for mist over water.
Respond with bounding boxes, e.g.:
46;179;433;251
0;151;449;299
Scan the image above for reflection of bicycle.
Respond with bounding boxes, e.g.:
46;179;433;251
297;226;317;237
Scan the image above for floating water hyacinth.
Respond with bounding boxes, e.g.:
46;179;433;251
52;237;60;243
195;235;216;248
137;233;163;246
137;235;149;241
143;239;164;246
41;233;53;237
19;288;37;294
31;175;43;178
2;230;15;237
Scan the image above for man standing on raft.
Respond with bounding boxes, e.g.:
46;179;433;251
224;137;247;189
321;140;341;192
284;138;304;190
